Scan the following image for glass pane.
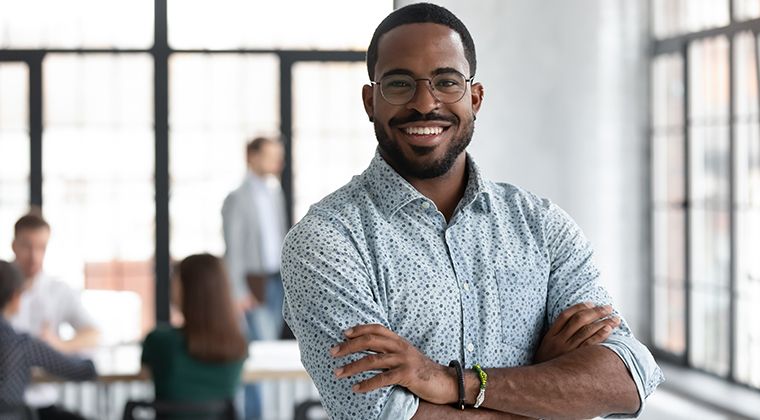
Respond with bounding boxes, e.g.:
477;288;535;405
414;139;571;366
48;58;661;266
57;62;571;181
690;209;731;289
653;283;686;354
653;0;730;39
169;54;279;258
689;289;730;376
0;0;153;49
689;37;730;207
734;0;760;20
652;54;686;205
735;271;760;387
292;62;377;222
168;0;392;50
734;32;760;389
0;63;30;260
43;54;155;339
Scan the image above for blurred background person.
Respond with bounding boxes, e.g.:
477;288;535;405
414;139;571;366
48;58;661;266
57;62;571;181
0;259;96;420
222;136;287;341
141;254;248;411
9;210;100;416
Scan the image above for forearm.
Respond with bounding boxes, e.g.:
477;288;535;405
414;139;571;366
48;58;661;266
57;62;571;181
413;401;534;420
468;345;639;419
59;327;100;352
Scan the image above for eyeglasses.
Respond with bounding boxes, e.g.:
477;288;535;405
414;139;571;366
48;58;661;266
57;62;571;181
371;72;474;105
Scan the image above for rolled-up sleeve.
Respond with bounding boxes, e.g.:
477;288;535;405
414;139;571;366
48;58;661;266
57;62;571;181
544;202;664;418
282;209;416;419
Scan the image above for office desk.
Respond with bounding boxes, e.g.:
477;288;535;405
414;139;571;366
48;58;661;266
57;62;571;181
86;340;310;383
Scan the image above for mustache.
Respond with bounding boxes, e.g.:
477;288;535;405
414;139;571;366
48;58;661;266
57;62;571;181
388;111;458;127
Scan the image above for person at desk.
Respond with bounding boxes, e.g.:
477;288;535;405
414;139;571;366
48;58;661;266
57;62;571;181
141;254;247;403
0;260;96;419
9;211;101;419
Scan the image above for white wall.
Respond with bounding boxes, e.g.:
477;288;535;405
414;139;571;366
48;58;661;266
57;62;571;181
395;0;651;338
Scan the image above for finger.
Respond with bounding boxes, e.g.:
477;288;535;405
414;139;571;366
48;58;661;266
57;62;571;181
351;369;403;393
567;316;620;348
547;302;593;337
335;353;400;378
581;324;615;347
343;324;397;339
557;305;613;340
330;333;401;357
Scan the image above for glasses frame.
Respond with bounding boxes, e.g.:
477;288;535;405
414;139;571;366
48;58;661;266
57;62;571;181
371;72;475;105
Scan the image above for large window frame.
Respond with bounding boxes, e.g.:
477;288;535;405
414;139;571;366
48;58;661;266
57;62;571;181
0;0;367;324
651;5;760;391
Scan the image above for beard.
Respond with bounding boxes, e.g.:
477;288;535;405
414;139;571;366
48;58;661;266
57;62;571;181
374;111;474;179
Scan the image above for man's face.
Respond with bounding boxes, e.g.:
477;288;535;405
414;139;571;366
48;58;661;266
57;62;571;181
12;227;50;279
362;23;483;179
247;142;285;177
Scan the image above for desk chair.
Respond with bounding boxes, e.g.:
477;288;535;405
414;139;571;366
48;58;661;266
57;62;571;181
122;399;236;420
0;405;39;420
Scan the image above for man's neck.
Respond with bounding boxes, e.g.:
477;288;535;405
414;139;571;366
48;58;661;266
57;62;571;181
405;155;469;223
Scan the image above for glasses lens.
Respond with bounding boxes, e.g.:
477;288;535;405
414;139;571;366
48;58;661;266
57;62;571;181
432;73;467;103
380;75;416;105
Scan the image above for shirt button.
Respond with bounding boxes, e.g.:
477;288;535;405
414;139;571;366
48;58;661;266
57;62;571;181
467;343;475;353
421;201;430;209
463;282;470;291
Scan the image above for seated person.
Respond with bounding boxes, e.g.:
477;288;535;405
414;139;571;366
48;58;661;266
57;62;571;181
9;211;101;420
141;253;248;403
0;260;96;417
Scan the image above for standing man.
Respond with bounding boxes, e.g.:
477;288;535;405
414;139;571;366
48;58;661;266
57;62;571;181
281;3;663;420
222;136;288;341
222;137;287;419
10;210;100;420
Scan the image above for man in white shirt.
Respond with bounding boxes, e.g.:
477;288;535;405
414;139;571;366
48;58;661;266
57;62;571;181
10;211;100;420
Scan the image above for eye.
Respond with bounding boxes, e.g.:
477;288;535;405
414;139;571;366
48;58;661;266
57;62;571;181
385;79;412;89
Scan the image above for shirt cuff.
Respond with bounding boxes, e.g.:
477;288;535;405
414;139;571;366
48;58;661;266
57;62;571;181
378;387;419;420
601;336;665;418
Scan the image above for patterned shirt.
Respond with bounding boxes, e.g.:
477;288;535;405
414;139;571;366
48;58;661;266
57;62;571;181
282;151;664;420
0;318;96;406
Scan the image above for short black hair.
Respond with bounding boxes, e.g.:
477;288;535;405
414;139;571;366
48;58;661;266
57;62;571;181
366;2;477;81
14;207;50;238
246;136;280;157
0;260;24;310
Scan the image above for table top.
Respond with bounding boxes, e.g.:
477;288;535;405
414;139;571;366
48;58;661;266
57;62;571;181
36;340;310;384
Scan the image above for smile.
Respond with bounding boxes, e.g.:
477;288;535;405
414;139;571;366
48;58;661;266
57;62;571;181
403;126;445;136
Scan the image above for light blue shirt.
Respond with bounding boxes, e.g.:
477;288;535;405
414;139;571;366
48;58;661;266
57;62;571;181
282;151;663;419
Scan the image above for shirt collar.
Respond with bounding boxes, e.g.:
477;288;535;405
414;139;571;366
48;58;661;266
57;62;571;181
363;149;492;220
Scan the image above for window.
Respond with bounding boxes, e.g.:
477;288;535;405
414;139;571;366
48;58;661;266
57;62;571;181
651;0;760;389
0;0;392;331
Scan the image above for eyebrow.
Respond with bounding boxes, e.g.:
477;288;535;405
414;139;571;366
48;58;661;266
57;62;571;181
379;67;466;79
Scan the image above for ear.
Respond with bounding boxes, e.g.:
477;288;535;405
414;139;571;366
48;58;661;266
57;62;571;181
470;82;484;116
362;84;375;122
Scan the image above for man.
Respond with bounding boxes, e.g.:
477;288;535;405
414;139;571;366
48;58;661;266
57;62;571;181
281;3;663;420
222;136;288;341
10;210;100;420
222;137;287;419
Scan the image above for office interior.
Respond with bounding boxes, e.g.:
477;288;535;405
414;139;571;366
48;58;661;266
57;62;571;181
0;0;759;419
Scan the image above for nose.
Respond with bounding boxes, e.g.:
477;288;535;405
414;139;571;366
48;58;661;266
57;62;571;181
405;79;440;114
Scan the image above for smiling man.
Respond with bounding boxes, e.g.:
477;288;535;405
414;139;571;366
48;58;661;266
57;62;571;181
281;3;663;419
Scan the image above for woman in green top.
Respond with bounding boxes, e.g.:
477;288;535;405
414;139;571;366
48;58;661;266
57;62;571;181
142;254;248;402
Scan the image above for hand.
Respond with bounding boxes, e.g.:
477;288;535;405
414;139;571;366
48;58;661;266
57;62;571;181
533;302;621;364
39;322;65;352
331;324;457;405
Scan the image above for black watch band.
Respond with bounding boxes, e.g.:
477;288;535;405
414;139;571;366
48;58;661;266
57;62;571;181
448;359;465;410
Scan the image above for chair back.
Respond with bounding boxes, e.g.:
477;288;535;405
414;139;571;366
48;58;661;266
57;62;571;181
122;399;236;420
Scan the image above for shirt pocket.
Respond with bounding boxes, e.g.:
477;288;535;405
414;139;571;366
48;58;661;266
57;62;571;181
495;266;547;355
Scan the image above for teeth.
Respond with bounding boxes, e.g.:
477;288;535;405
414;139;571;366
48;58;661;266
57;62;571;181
404;126;444;136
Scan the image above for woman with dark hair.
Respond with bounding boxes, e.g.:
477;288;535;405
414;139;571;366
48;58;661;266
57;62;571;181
141;253;248;402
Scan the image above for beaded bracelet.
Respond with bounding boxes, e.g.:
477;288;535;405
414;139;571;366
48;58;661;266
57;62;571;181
473;364;488;408
448;360;465;410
